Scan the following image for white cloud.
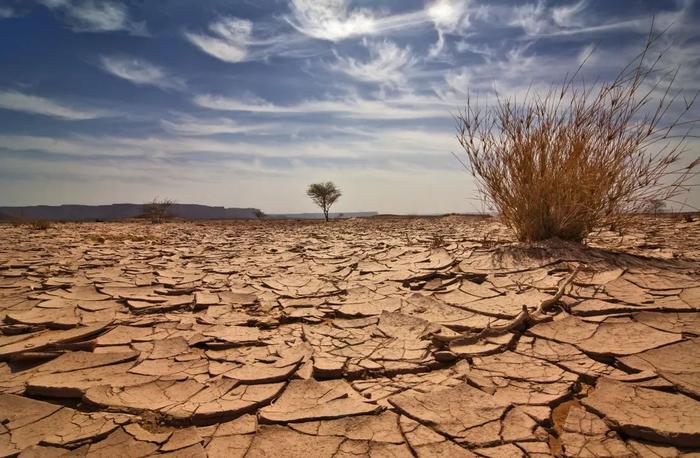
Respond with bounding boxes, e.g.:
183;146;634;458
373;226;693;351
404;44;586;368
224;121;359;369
185;15;327;63
0;6;16;18
40;0;71;8
0;91;115;120
552;0;587;28
0;123;459;162
497;0;659;38
160;115;276;136
331;40;416;87
41;0;146;34
99;55;184;90
509;1;548;35
444;68;472;95
183;0;473;63
286;0;376;41
427;0;471;57
427;0;470;33
285;0;455;43
185;17;253;63
193;92;452;120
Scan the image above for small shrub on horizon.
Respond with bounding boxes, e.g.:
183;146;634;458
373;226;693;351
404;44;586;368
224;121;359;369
644;199;667;214
142;198;174;224
455;29;699;243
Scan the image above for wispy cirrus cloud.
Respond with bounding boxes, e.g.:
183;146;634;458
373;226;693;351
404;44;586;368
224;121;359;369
99;55;184;91
286;0;377;41
551;0;588;28
330;39;416;87
193;92;451;120
507;0;619;36
185;16;319;63
444;68;472;96
285;0;472;49
40;0;146;34
160;115;276;136
0;124;459;163
0;90;116;120
185;0;473;64
0;6;16;18
426;0;471;56
185;17;253;63
494;0;689;38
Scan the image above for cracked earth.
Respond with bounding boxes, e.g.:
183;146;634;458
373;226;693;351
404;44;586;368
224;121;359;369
1;215;699;457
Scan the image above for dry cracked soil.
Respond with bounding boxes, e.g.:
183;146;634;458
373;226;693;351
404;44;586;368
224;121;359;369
1;214;700;457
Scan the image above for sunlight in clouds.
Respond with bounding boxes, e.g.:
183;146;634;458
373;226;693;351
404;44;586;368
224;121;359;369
286;0;376;41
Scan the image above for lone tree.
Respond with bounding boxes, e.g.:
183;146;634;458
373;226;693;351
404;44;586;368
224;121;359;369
307;182;341;222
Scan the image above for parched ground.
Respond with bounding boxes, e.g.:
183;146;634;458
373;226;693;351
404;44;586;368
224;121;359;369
1;215;699;457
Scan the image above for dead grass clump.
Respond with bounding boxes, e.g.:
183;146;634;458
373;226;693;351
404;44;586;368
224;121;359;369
455;31;699;242
429;234;446;248
11;219;52;230
28;220;52;230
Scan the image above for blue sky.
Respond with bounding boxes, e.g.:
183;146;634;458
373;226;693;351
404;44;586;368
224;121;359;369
0;0;698;213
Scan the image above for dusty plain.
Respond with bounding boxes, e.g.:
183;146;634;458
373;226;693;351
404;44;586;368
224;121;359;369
1;215;699;457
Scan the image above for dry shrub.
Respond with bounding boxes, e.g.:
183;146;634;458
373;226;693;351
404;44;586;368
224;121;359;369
27;220;52;230
142;198;174;224
10;218;52;230
455;31;699;242
429;233;446;248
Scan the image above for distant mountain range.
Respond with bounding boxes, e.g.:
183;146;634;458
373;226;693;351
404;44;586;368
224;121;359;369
0;205;379;221
0;204;261;221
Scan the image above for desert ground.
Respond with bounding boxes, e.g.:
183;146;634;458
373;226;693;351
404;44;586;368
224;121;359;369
1;215;699;457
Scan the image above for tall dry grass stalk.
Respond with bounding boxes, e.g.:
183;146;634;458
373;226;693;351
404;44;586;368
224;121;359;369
455;30;699;242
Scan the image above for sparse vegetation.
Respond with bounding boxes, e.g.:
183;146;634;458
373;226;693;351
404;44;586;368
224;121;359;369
455;31;699;242
27;220;52;230
10;218;52;230
645;199;667;214
429;233;446;248
142;198;174;224
306;182;342;222
254;209;267;219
